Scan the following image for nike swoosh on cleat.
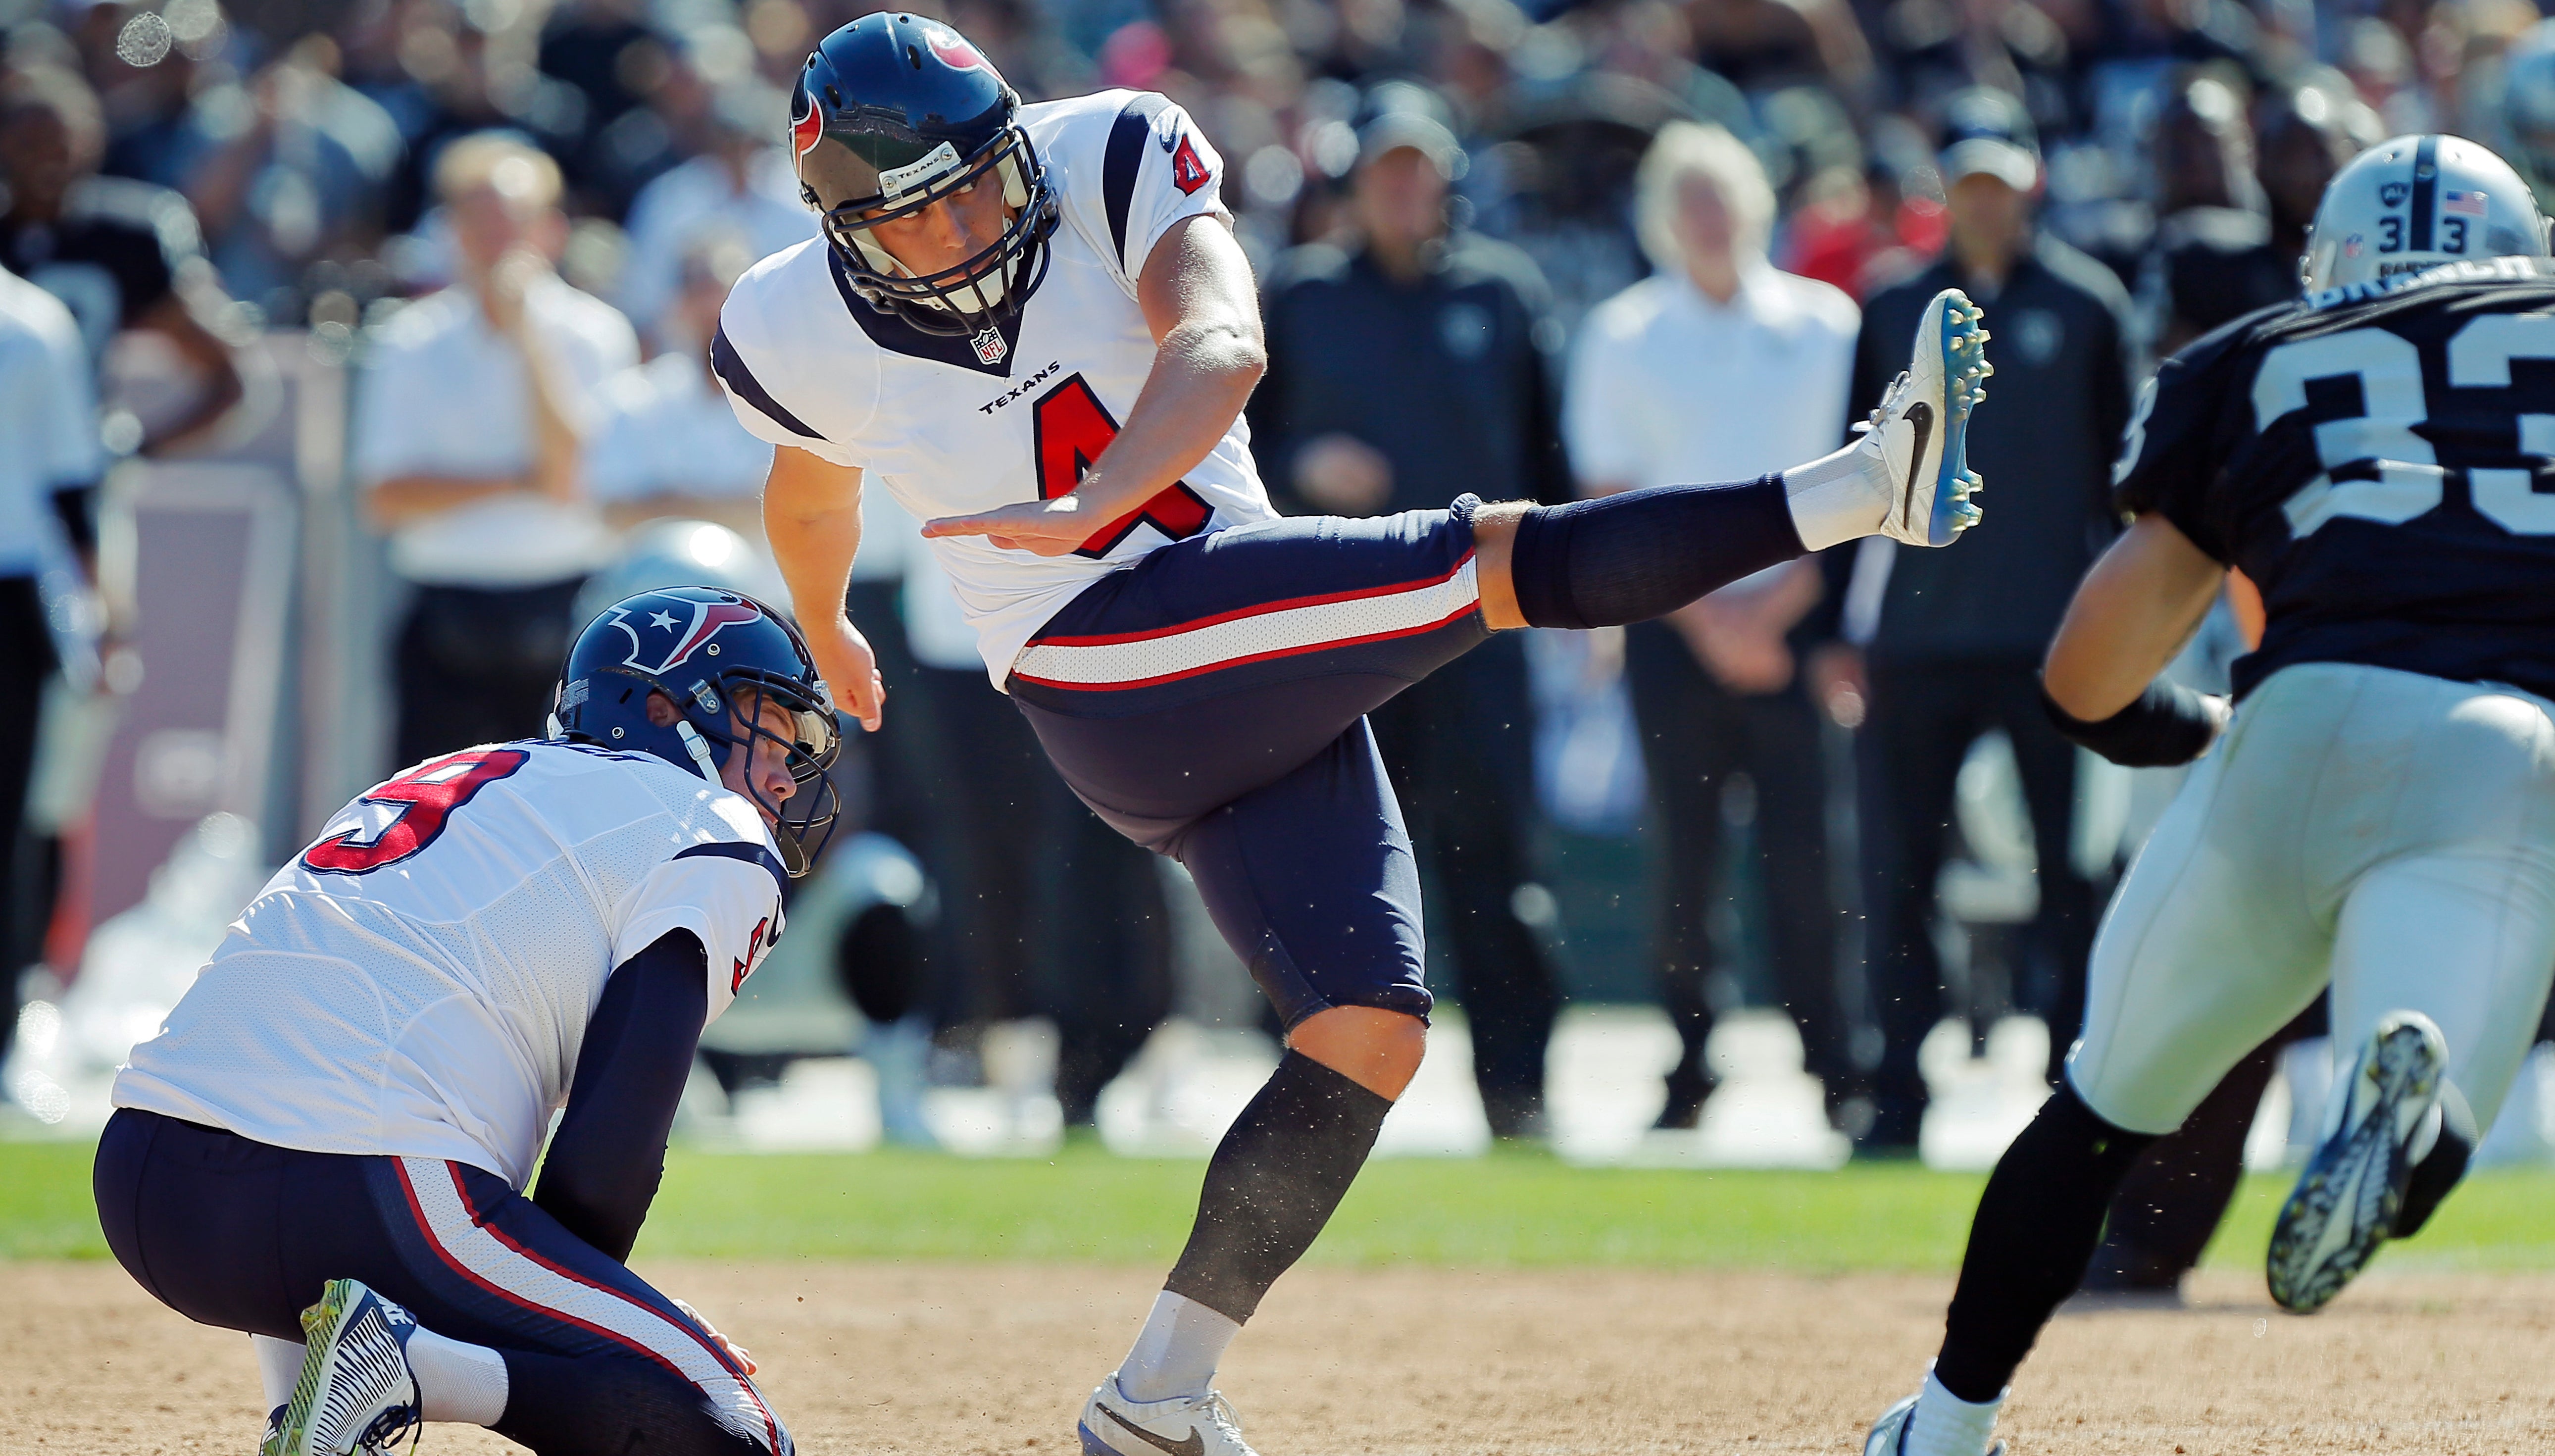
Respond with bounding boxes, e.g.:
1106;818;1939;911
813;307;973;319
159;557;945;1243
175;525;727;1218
1901;401;1934;533
1100;1405;1205;1456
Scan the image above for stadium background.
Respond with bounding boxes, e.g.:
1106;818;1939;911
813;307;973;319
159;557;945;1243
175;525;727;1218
8;0;2555;1447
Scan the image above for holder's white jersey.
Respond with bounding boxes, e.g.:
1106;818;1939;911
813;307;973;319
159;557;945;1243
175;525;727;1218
114;742;788;1187
712;89;1277;687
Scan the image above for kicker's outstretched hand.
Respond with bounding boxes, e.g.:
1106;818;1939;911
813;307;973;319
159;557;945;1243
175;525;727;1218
922;496;1097;556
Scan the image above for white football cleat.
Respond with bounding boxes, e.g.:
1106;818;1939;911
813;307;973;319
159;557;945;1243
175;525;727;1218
1079;1375;1259;1456
261;1279;423;1456
1857;289;1991;547
1864;1392;2006;1456
2267;1011;2450;1313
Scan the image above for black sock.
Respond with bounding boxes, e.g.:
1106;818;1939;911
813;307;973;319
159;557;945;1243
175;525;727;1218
2395;1081;2475;1238
1505;477;1805;631
1935;1088;2158;1403
2090;1035;2283;1285
1163;1051;1393;1322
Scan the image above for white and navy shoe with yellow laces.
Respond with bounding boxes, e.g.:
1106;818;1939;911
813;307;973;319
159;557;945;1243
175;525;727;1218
2267;1011;2455;1314
261;1278;423;1456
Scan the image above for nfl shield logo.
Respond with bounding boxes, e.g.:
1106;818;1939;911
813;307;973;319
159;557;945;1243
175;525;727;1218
972;325;1008;365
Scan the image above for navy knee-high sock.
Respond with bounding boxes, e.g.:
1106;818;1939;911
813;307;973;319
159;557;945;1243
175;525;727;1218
1504;477;1804;631
1934;1088;2158;1401
1163;1051;1392;1322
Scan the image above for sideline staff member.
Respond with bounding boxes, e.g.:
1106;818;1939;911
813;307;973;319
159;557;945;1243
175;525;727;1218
1567;121;1862;1133
354;135;636;762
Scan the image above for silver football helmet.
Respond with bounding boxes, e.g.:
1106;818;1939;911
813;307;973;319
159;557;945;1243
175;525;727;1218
2301;135;2551;292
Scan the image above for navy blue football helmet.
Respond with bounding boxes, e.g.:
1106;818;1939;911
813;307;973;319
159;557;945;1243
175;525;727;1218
551;588;841;875
790;12;1057;335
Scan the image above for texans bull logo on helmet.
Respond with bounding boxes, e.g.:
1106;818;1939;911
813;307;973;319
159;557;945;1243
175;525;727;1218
924;23;987;71
606;597;767;676
791;87;824;158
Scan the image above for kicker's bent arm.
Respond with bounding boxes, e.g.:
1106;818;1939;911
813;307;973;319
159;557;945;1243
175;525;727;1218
763;444;885;729
921;213;1265;551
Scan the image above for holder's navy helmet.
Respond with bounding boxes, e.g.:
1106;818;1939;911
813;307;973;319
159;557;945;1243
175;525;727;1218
791;13;1058;336
551;588;842;875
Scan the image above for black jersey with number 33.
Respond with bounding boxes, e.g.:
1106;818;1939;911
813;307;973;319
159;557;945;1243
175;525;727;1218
2116;255;2555;702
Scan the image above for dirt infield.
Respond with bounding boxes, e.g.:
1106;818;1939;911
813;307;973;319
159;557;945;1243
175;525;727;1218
8;1260;2555;1455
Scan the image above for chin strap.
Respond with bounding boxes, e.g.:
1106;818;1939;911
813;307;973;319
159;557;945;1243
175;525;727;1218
674;721;721;786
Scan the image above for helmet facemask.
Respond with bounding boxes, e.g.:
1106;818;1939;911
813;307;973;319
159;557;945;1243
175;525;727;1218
804;125;1058;337
685;668;844;877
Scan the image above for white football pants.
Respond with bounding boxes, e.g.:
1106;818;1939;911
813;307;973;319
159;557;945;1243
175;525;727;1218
2067;662;2555;1137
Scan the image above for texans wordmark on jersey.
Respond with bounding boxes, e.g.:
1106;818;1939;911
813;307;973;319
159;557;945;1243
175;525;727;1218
2116;255;2555;702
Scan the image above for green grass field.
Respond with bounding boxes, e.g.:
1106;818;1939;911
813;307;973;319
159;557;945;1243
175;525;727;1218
14;1138;2555;1272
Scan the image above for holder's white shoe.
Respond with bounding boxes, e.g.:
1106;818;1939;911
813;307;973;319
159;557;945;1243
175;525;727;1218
1858;289;1991;547
1079;1376;1259;1456
261;1278;422;1456
2267;1010;2450;1313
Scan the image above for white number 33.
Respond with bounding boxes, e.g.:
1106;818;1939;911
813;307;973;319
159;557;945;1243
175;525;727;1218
2254;314;2555;536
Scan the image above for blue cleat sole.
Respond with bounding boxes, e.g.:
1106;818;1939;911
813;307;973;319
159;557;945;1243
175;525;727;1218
1927;293;1991;547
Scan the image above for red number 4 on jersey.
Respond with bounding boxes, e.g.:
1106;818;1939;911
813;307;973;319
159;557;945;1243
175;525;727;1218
1032;373;1213;556
1171;135;1211;196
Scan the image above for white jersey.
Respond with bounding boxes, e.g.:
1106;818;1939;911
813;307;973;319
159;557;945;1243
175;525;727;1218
713;89;1277;687
114;742;788;1187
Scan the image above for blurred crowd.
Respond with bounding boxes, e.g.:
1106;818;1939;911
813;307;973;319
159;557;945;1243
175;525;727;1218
6;0;2555;1155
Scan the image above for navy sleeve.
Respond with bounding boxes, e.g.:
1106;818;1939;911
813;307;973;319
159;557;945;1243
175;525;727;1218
532;929;708;1263
2112;322;2251;563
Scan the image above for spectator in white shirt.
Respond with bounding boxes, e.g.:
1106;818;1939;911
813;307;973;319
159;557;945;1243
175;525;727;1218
1563;122;1863;1135
584;234;771;538
353;133;638;765
0;262;102;1084
614;83;815;351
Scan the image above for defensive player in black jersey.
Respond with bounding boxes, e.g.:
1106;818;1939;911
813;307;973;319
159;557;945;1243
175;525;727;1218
1863;135;2555;1456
